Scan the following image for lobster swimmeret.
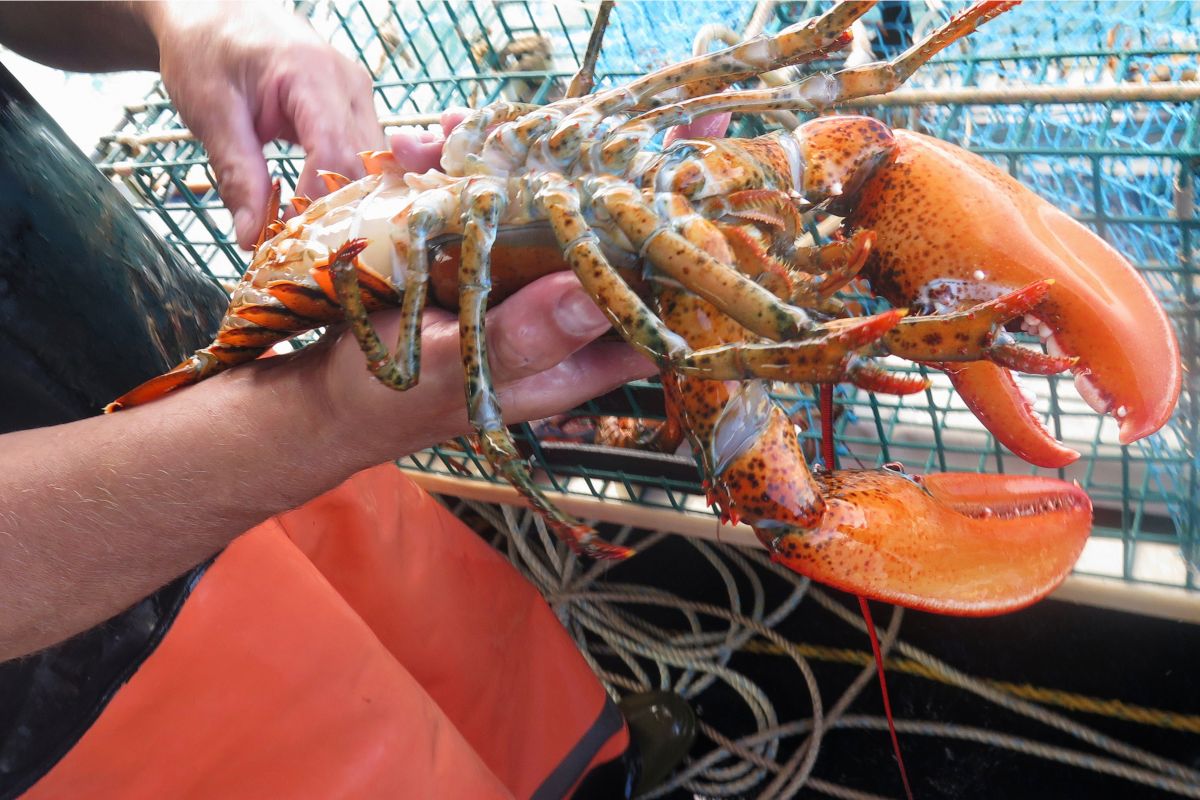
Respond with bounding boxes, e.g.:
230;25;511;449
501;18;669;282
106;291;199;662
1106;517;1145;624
109;1;1180;615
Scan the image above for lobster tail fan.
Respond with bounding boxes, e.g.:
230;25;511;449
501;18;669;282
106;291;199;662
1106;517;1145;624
104;345;260;412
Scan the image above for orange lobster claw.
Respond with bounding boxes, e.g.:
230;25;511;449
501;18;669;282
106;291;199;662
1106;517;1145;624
848;129;1181;462
939;361;1081;468
767;469;1092;615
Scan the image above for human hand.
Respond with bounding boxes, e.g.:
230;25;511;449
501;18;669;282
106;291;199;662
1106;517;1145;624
274;109;653;457
289;272;654;459
142;2;381;249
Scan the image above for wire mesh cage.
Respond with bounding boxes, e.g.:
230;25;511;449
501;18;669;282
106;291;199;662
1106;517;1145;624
92;0;1200;592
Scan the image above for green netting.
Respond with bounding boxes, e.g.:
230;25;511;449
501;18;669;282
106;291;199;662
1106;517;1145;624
91;1;1199;590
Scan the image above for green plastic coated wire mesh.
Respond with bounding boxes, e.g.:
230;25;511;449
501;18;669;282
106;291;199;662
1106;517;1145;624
91;1;1199;591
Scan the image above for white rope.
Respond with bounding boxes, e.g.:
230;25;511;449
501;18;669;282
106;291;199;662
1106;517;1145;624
446;496;1200;799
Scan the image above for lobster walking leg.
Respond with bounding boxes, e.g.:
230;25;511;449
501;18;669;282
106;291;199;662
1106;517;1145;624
546;0;874;147
325;204;447;390
676;310;908;383
443;102;575;173
564;0;615;99
598;1;1016;172
879;280;1074;373
327;239;407;385
458;182;631;560
587;179;815;341
532;174;690;366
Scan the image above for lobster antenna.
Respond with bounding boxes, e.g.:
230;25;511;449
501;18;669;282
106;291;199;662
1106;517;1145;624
566;0;615;98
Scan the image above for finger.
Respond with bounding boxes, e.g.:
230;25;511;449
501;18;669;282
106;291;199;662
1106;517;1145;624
483;271;621;386
665;111;733;145
347;68;384;148
389;129;444;173
388;106;470;172
441;107;469;136
497;341;655;424
193;90;273;249
288;72;383;201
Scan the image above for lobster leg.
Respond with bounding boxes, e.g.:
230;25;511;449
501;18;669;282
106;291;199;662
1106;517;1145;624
326;238;407;384
478;108;568;175
544;0;875;164
564;0;615;99
532;173;690;367
586;178;815;341
880;280;1075;374
323;184;457;389
442;101;576;175
597;1;1016;173
676;310;909;383
325;241;420;390
458;180;631;560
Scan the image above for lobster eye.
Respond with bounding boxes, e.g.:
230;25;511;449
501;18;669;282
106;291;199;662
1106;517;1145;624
883;461;927;490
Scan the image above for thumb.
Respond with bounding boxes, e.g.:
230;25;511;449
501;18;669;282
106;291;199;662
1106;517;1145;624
664;111;733;146
194;92;273;249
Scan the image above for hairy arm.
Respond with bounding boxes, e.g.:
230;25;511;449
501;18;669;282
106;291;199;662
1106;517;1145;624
0;3;159;72
0;276;652;661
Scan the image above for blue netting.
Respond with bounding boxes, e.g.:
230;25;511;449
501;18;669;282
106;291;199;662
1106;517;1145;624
91;0;1200;589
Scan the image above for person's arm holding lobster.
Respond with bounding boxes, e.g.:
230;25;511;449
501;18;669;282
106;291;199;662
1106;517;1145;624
0;2;652;660
0;0;380;247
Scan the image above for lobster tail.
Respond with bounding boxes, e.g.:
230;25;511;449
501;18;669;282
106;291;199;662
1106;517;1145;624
104;343;263;412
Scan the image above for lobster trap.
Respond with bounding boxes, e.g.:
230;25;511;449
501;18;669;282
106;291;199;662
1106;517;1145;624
93;0;1200;599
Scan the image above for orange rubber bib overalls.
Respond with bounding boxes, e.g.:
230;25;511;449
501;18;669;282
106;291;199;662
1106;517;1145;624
21;464;629;799
0;59;627;800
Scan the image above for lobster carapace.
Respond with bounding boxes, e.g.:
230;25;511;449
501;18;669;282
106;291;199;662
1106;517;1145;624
108;1;1180;615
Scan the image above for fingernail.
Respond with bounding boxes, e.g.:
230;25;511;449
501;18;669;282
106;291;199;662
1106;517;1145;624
555;287;611;337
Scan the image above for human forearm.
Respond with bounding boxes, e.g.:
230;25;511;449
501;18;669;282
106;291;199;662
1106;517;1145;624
0;2;159;73
0;356;376;661
0;274;652;660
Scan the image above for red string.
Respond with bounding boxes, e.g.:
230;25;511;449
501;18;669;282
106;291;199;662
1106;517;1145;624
858;595;915;800
820;384;914;800
819;383;836;469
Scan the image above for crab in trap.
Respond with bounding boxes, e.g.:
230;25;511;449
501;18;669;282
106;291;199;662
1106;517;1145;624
109;1;1180;616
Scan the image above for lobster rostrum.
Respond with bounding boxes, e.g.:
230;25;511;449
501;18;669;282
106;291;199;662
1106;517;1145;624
109;1;1180;615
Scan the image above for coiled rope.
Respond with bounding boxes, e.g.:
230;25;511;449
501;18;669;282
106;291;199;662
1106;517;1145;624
446;497;1200;799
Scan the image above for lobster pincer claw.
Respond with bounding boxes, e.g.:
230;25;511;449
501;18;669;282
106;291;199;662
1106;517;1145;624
678;309;907;382
847;130;1181;463
881;280;1067;369
762;468;1093;615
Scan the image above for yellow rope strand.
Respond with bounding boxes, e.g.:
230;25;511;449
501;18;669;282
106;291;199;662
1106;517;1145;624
740;640;1200;735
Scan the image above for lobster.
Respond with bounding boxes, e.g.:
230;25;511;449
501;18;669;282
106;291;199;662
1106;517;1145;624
108;0;1180;616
